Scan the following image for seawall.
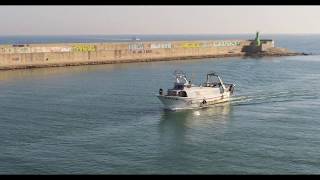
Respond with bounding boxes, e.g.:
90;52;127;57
0;39;302;70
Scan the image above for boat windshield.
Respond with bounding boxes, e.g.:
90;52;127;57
174;84;184;90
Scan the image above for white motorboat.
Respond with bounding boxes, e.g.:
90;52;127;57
157;70;235;111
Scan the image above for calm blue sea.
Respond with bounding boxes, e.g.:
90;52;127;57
0;34;320;174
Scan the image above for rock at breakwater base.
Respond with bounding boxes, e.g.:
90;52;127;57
246;47;308;57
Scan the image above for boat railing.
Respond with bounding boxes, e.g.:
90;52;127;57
223;83;235;94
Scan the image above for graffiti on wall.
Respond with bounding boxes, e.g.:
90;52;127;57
150;43;172;49
179;41;242;49
128;43;144;50
30;47;47;53
213;41;241;47
1;48;14;53
15;47;31;53
47;47;72;52
181;43;201;48
0;47;31;53
72;45;96;52
0;46;73;54
131;50;152;54
31;47;72;53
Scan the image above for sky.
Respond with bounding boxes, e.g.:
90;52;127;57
0;6;319;35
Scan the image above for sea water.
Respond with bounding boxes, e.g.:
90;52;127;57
0;34;320;174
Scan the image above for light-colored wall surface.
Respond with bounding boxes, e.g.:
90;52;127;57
0;40;255;69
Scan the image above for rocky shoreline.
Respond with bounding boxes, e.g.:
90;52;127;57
247;47;307;57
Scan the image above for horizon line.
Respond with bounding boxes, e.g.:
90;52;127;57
1;33;320;36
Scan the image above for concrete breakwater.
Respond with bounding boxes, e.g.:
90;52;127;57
0;38;302;70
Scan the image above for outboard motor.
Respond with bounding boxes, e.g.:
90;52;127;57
159;88;163;95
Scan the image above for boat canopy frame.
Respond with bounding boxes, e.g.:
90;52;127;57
205;71;226;90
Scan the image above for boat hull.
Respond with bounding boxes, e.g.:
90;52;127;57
157;93;231;111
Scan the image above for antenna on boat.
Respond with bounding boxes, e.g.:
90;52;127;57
190;72;194;84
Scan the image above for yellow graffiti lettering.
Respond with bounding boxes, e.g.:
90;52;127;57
181;43;200;48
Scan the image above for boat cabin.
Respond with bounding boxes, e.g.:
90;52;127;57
166;71;190;97
159;71;234;97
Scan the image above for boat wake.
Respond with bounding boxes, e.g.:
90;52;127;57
161;89;315;112
230;90;315;106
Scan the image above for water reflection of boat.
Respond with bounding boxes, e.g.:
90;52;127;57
157;102;232;152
